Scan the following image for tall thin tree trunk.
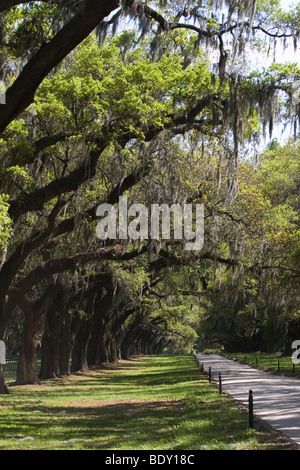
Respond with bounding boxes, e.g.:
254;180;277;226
59;313;74;376
0;364;9;394
39;309;62;380
16;313;40;385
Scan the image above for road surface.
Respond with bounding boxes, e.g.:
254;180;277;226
196;354;300;448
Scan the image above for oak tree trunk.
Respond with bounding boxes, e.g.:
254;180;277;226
0;365;9;394
16;320;40;385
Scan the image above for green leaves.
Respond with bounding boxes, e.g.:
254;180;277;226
3;2;67;59
1;166;35;192
0;194;12;255
150;305;199;350
33;33;212;138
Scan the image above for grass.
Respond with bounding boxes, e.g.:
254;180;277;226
225;352;299;376
0;354;293;450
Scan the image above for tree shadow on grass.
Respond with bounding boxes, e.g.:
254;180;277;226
0;396;287;450
0;356;292;450
0;399;187;450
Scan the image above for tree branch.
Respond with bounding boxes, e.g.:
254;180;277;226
0;0;66;13
10;243;148;300
8;137;106;222
150;249;239;272
0;0;119;133
8;94;215;223
0;163;149;314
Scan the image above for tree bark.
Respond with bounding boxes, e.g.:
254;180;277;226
96;328;110;364
71;322;92;372
59;313;80;376
0;365;9;394
0;0;120;132
15;285;61;385
16;313;40;385
39;309;62;380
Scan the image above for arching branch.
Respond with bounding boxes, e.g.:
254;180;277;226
9;243;148;302
0;0;120;133
0;0;67;13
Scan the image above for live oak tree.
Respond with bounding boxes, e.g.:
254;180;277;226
197;142;300;352
0;29;219;386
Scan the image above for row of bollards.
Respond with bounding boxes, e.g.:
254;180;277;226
194;354;254;428
238;354;297;374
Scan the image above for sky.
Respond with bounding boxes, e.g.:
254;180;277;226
249;0;300;147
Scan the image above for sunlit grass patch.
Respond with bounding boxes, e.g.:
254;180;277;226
0;355;293;450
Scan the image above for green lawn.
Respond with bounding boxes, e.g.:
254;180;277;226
0;355;293;450
225;352;299;375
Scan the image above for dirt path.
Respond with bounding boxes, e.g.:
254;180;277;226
196;354;300;448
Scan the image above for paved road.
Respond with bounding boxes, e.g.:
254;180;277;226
196;354;300;448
